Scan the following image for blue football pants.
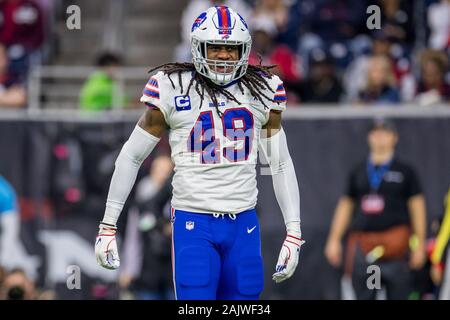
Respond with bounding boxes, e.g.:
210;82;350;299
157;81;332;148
171;208;264;300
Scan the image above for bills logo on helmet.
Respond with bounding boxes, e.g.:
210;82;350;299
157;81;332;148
192;12;207;32
237;13;248;30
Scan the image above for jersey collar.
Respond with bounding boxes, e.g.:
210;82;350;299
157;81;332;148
220;79;240;89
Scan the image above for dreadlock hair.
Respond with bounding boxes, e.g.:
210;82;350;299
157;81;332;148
148;62;278;118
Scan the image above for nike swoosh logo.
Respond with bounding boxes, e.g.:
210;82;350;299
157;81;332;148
247;226;256;234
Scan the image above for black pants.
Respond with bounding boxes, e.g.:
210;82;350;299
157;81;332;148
351;246;412;300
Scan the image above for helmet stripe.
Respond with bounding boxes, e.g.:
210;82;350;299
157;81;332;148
216;6;223;29
225;7;231;29
217;6;229;29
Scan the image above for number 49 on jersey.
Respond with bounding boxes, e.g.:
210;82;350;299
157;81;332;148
188;108;254;164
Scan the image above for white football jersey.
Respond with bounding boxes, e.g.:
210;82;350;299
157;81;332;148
140;71;286;215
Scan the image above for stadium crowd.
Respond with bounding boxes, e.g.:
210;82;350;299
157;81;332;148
175;0;450;107
0;0;448;109
0;0;50;108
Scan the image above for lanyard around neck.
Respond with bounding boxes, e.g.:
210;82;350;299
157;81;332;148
367;158;392;192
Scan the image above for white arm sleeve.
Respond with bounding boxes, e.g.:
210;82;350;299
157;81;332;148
102;125;160;225
259;128;301;227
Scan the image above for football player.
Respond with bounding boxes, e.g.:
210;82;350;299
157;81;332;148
95;6;305;300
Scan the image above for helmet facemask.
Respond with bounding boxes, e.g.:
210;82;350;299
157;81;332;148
191;38;252;86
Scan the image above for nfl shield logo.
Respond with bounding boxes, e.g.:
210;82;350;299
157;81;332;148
186;221;195;231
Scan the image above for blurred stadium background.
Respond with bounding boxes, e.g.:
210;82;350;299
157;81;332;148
0;0;449;300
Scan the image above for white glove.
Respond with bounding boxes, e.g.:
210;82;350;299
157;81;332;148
95;222;120;270
272;222;305;283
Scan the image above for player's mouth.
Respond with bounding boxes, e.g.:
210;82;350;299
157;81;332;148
215;66;233;73
211;63;234;73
